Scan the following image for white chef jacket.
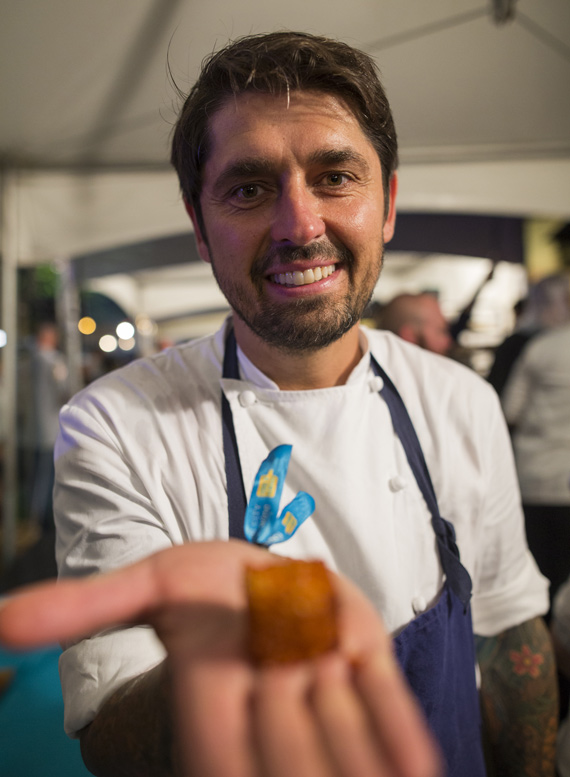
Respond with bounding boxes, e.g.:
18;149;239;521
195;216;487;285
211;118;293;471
55;320;548;735
502;322;570;505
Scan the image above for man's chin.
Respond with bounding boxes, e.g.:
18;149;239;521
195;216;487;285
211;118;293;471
238;306;359;353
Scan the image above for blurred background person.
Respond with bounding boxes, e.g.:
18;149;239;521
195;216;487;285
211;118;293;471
501;307;570;619
376;292;453;356
3;322;71;593
488;272;570;398
23;322;70;534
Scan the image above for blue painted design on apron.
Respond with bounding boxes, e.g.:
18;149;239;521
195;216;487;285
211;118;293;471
222;328;486;776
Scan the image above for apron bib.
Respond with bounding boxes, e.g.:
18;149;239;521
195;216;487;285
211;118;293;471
221;328;486;776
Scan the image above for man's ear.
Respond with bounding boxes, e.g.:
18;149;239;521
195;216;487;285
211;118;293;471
184;198;211;264
383;173;398;244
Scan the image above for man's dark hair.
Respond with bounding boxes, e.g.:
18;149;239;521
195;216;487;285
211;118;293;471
170;31;398;231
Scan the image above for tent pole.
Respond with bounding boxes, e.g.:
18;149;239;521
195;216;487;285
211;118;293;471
1;169;19;568
56;258;84;398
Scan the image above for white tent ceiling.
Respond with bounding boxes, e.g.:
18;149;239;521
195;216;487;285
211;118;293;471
2;0;569;169
1;0;570;266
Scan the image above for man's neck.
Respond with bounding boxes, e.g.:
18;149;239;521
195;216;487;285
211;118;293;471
232;316;363;391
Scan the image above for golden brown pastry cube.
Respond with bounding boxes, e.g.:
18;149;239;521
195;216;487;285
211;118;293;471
246;559;338;664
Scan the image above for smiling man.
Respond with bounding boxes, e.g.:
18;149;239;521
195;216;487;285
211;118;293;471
36;31;555;777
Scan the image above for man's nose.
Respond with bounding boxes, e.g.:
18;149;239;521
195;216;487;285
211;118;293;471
270;184;326;245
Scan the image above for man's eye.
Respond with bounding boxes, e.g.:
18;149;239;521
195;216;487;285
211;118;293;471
236;184;259;199
325;173;348;186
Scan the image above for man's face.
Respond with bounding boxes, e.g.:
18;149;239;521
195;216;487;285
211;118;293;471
189;90;396;353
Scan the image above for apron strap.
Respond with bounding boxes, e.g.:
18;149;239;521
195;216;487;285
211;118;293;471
221;327;247;539
370;355;472;609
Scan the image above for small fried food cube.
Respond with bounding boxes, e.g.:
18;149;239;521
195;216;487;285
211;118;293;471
246;559;338;664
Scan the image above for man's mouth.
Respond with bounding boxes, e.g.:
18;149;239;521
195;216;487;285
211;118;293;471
271;264;336;287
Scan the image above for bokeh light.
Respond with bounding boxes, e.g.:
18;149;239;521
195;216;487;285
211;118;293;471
116;321;135;340
99;334;117;353
78;316;97;335
135;314;157;337
118;337;136;351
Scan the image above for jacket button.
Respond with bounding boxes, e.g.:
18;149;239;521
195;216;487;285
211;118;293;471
239;390;257;407
369;375;384;393
388;475;407;492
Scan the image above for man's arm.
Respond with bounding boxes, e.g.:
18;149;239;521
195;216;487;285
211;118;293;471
78;662;174;777
475;616;558;777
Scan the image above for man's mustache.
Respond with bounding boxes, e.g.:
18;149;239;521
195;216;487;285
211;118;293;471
253;241;353;278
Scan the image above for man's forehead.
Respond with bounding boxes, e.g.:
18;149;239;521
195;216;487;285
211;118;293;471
201;90;377;178
205;89;364;141
215;87;353;112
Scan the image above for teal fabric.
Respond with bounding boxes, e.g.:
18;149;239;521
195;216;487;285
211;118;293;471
0;645;91;777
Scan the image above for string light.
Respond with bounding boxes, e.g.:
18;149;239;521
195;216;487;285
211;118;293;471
118;337;136;351
116;321;135;340
78;317;97;335
99;334;117;353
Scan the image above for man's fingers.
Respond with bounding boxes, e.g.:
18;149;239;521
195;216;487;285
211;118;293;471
0;541;271;648
172;659;257;777
0;561;155;647
355;652;443;777
253;663;331;777
252;652;440;777
331;571;392;658
311;654;392;777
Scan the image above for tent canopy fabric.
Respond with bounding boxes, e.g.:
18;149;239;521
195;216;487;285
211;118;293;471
2;0;569;170
1;0;570;267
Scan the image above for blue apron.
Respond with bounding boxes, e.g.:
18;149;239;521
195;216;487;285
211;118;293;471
221;328;486;776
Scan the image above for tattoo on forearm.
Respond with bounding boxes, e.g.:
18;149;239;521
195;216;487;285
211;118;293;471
79;662;174;777
475;617;558;777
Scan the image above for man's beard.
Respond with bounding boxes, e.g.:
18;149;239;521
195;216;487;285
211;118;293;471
210;240;384;353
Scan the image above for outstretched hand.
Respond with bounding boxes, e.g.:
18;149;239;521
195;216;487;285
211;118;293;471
0;540;441;777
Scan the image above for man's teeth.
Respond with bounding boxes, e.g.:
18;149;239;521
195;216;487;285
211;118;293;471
272;265;335;287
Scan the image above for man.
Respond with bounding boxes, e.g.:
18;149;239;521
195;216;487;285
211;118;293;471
378;293;452;356
9;31;556;776
488;273;570;398
20;321;70;532
502;317;570;613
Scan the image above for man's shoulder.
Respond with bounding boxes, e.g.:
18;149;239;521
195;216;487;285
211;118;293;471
365;329;508;467
364;327;500;432
69;330;224;411
365;327;487;389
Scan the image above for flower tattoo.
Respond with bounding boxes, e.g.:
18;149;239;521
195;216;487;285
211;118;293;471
509;644;544;678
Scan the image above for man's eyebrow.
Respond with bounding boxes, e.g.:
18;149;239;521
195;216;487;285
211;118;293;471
307;148;371;169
